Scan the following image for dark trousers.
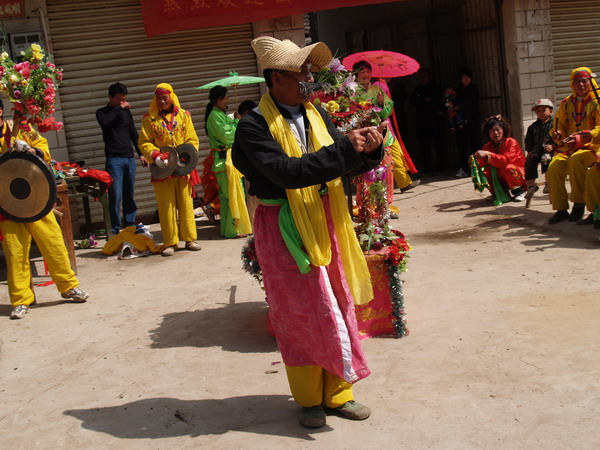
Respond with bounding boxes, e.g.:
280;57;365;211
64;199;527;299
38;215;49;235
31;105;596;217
455;122;481;171
106;156;137;232
416;125;446;173
525;153;549;180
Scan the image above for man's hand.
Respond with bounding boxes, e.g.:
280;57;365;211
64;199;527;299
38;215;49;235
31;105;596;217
348;121;388;154
120;101;131;109
154;154;169;168
140;155;149;168
553;129;564;142
13;140;34;154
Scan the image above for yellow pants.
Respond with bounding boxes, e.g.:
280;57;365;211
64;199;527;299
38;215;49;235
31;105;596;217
585;165;600;212
285;365;354;408
389;138;412;189
153;177;197;246
0;212;78;307
546;150;597;210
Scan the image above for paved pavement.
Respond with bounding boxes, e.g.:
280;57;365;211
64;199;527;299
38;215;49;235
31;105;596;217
1;174;598;449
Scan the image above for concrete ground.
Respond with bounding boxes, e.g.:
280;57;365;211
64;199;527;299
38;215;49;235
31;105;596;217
1;175;599;449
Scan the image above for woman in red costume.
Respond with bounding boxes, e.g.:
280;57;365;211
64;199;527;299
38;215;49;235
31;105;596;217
473;115;526;201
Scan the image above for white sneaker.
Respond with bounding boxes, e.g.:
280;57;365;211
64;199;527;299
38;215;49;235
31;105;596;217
455;168;469;178
185;241;202;251
10;304;30;319
61;287;89;302
514;194;526;202
162;246;175;257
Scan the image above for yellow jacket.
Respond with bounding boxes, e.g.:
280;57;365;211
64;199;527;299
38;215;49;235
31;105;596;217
553;67;600;153
0;121;51;163
138;108;199;162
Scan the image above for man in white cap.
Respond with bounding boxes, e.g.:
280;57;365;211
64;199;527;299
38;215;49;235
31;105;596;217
233;36;386;428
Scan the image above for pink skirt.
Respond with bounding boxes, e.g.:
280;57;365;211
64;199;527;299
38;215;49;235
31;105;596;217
254;197;370;383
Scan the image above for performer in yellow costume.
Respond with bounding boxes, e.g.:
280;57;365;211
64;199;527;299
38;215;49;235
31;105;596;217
547;67;600;224
0;108;89;320
138;83;202;256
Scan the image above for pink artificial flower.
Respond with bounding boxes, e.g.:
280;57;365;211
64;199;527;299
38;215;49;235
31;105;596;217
27;104;41;115
44;95;55;104
20;67;30;78
13;62;23;71
57;71;63;81
0;67;4;76
54;121;63;131
24;99;35;107
14;102;26;113
46;62;56;69
14;90;22;99
42;78;54;86
44;87;55;97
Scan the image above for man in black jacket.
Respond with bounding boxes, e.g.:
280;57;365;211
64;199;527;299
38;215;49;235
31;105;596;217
233;36;385;429
96;83;148;234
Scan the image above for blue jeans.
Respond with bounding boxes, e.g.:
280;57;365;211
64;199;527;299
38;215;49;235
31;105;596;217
106;156;137;232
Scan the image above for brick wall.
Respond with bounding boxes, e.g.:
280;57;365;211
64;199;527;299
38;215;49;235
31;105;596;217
513;0;555;131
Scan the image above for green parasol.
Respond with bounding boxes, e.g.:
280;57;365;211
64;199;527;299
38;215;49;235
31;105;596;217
196;71;265;107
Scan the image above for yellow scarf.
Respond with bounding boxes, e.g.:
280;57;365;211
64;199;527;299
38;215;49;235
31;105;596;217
225;150;253;235
259;92;373;305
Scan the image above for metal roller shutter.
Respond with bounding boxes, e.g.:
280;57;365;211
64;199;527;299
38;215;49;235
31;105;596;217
46;0;261;225
550;0;600;100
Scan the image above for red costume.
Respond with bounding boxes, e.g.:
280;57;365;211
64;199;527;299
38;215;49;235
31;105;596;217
476;137;526;195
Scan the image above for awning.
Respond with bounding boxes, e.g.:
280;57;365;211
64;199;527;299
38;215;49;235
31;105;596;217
141;0;397;38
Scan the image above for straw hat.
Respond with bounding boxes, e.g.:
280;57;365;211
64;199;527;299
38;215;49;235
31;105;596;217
251;36;332;72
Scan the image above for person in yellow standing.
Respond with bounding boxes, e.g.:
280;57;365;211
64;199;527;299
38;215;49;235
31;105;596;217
204;85;252;238
0;108;89;320
138;83;202;256
547;67;600;224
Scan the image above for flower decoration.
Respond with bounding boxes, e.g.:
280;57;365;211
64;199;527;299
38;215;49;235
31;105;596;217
241;236;263;287
75;234;98;249
0;44;63;133
310;58;381;133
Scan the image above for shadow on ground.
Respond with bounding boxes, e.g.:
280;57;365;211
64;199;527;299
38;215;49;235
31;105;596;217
64;395;329;439
149;301;277;353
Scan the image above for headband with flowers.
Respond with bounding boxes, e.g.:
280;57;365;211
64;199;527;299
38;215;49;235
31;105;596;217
0;43;63;133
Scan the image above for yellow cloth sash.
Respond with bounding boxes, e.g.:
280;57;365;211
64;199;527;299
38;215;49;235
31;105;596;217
225;149;253;235
258;92;373;305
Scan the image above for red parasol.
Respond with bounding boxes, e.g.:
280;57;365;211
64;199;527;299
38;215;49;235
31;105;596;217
342;50;420;78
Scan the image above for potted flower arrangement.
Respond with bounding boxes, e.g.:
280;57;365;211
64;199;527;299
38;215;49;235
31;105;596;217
0;43;63;133
311;58;412;338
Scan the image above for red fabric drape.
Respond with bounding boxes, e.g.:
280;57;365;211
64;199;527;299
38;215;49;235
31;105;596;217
141;0;400;37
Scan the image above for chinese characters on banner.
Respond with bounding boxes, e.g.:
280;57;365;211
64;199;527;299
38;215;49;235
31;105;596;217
0;0;24;19
141;0;398;37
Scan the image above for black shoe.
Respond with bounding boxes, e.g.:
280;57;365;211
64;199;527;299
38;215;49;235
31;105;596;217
549;210;569;224
400;179;421;193
569;203;585;222
576;213;593;225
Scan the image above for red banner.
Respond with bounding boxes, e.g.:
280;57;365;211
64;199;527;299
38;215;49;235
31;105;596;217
0;0;24;19
141;0;397;38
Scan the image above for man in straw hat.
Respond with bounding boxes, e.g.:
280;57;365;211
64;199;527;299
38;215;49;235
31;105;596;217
1;107;89;320
233;36;387;428
546;67;600;224
139;83;202;256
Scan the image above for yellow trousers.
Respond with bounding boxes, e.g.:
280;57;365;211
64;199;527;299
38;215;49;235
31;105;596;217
0;212;78;307
585;165;600;212
389;138;412;189
153;177;197;246
546;150;597;210
285;365;354;408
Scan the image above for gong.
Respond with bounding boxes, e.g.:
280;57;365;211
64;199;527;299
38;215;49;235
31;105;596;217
0;151;57;223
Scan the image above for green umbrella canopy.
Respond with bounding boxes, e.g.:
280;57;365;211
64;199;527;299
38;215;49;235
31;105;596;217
196;72;265;90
